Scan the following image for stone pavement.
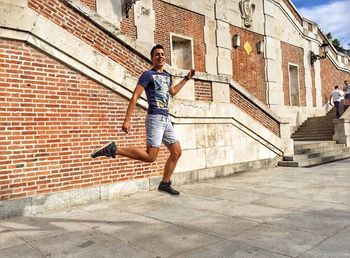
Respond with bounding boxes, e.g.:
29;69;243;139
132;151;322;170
1;160;350;258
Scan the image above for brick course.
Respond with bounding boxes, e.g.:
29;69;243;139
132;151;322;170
321;58;350;105
120;0;137;40
0;39;167;200
229;88;280;136
79;0;96;11
230;26;266;104
194;80;212;102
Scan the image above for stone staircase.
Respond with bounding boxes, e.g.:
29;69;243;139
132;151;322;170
291;108;336;141
279;107;350;167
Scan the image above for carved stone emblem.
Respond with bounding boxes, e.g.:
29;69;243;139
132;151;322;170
239;0;256;28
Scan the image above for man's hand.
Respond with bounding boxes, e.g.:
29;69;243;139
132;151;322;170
122;120;131;134
186;69;196;80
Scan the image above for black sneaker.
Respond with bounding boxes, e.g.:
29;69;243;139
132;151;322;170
91;141;117;158
158;181;180;196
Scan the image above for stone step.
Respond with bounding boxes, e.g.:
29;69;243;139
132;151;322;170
283;147;350;161
299;122;333;127
294;140;336;149
299;121;333;128
299;124;333;129
294;128;334;135
292;135;333;140
294;144;346;155
278;150;350;167
296;126;333;131
304;116;335;123
291;136;334;141
293;131;334;136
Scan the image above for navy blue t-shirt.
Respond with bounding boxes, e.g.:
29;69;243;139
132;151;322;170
138;69;172;116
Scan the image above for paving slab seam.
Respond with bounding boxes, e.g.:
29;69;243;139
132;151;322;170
114;200;296;244
201;185;293;196
167;238;224;258
55;219;162;257
260;220;332;237
275;192;350;208
3;219;71;249
109;193;269;228
0;242;46;258
125;210;227;241
294;225;350;258
73;203;230;253
23;242;47;258
140;200;270;230
174;238;292;258
226;239;293;258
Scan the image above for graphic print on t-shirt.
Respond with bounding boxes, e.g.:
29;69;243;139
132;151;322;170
152;74;171;109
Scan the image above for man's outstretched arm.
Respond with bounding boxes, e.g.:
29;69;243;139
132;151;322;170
122;85;144;134
169;69;195;96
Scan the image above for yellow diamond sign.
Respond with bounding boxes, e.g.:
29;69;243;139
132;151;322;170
244;41;252;55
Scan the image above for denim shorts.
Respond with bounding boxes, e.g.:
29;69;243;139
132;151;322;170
345;94;350;100
145;114;178;148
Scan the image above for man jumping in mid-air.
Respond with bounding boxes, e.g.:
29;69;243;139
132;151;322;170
91;44;195;195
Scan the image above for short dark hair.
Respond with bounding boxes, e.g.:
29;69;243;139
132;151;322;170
335;85;339;89
150;44;164;57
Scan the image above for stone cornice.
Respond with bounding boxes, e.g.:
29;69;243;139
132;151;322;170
274;0;350;72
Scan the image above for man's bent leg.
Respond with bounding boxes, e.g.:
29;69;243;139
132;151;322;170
117;146;159;163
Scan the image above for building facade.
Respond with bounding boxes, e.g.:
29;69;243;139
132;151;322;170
1;0;349;216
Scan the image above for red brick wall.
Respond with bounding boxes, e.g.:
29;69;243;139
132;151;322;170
120;0;137;40
281;42;306;106
0;39;167;200
28;0;151;77
194;80;212;102
229;88;280;136
80;0;96;11
153;0;205;72
230;26;266;104
320;58;350;104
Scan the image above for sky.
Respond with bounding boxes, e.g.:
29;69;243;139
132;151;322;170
291;0;350;48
